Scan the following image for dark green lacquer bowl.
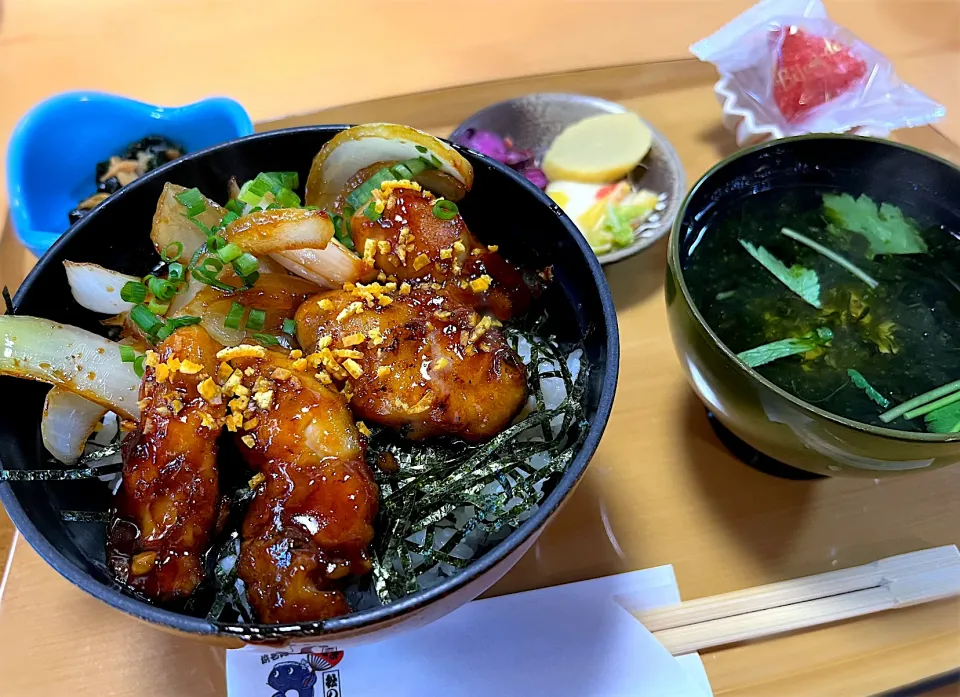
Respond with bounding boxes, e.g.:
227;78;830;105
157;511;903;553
667;135;960;478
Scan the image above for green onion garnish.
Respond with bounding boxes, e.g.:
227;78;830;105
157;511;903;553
432;199;458;220
363;202;382;221
225;199;244;216
220;210;240;228
120;281;147;304
147;276;177;302
146;299;170;316
199;257;224;276
233;253;259;278
246;308;266;331
276;188;301;208
269;172;299;190
191;268;234;291
155;325;174;342
343;205;355;219
392;163;413;180
238;179;272;207
119;345;136;363
133;355;146;378
167;262;185;282
174;188;206;217
252;333;280;347
161;241;184;263
224;302;245;330
415;145;428;153
217;242;243;264
166;315;202;329
131;304;163;336
207;234;227;252
282;318;297;335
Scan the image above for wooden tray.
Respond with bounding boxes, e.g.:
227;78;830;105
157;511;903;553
1;59;959;696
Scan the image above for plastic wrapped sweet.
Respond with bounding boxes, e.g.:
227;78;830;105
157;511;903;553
691;0;946;145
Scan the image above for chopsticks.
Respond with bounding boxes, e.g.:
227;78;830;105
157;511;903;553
628;546;960;656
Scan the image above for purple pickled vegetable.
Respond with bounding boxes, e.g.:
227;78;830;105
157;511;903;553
455;127;550;189
456;129;508;162
520;167;548;190
502;149;534;167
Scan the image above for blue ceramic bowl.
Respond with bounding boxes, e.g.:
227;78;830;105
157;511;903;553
6;92;253;257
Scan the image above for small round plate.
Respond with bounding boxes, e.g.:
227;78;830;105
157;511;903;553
450;93;686;265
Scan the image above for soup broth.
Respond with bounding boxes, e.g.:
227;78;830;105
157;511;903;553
683;186;960;433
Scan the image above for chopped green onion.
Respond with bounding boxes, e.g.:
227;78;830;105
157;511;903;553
133;355;146;378
415;145;428;153
146;299;170;316
780;228;879;290
217;242;243;264
119;345;136;363
174;188;206;217
432;199;458;220
225;199;244;216
167;262;185;282
199;257;224;276
343;205;355;219
188;216;213;236
282;318;297;335
147;276;177;302
191;268;234;291
166;315;202;330
207;234;227;252
391;163;413;180
275;188;301;208
238;178;273;206
120;281;147;304
155;325;174;342
224;302;245;330
233;253;259;278
267;172;299;189
220;210;240;228
880;380;960;423
429;154;442;168
246;308;266;331
130;305;163;336
399;156;430;179
161;241;184;263
363;202;382;221
238;270;260;289
252;333;280;346
345;167;396;210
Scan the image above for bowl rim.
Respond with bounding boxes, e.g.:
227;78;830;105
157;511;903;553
0;124;621;640
669;132;960;444
448;91;686;266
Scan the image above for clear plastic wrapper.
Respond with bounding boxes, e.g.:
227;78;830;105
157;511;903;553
691;0;945;145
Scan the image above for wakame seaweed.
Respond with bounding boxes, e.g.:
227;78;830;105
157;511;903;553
684;185;960;433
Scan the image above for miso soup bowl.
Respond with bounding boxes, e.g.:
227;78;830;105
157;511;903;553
667;135;960;478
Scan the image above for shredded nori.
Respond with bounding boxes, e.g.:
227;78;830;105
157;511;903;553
0;461;121;482
366;326;588;603
61;510;112;522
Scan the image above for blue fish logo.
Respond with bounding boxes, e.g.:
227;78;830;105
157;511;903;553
267;651;344;697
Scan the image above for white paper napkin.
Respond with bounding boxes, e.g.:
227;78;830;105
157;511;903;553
227;565;712;697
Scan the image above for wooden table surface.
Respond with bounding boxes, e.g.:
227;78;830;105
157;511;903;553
1;3;960;696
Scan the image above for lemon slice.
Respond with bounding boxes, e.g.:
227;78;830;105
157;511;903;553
542;112;652;184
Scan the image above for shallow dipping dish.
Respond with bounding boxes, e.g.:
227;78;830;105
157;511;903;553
0;126;619;645
667;135;960;478
451;93;685;265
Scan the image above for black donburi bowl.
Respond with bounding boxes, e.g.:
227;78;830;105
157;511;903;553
0;126;619;645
